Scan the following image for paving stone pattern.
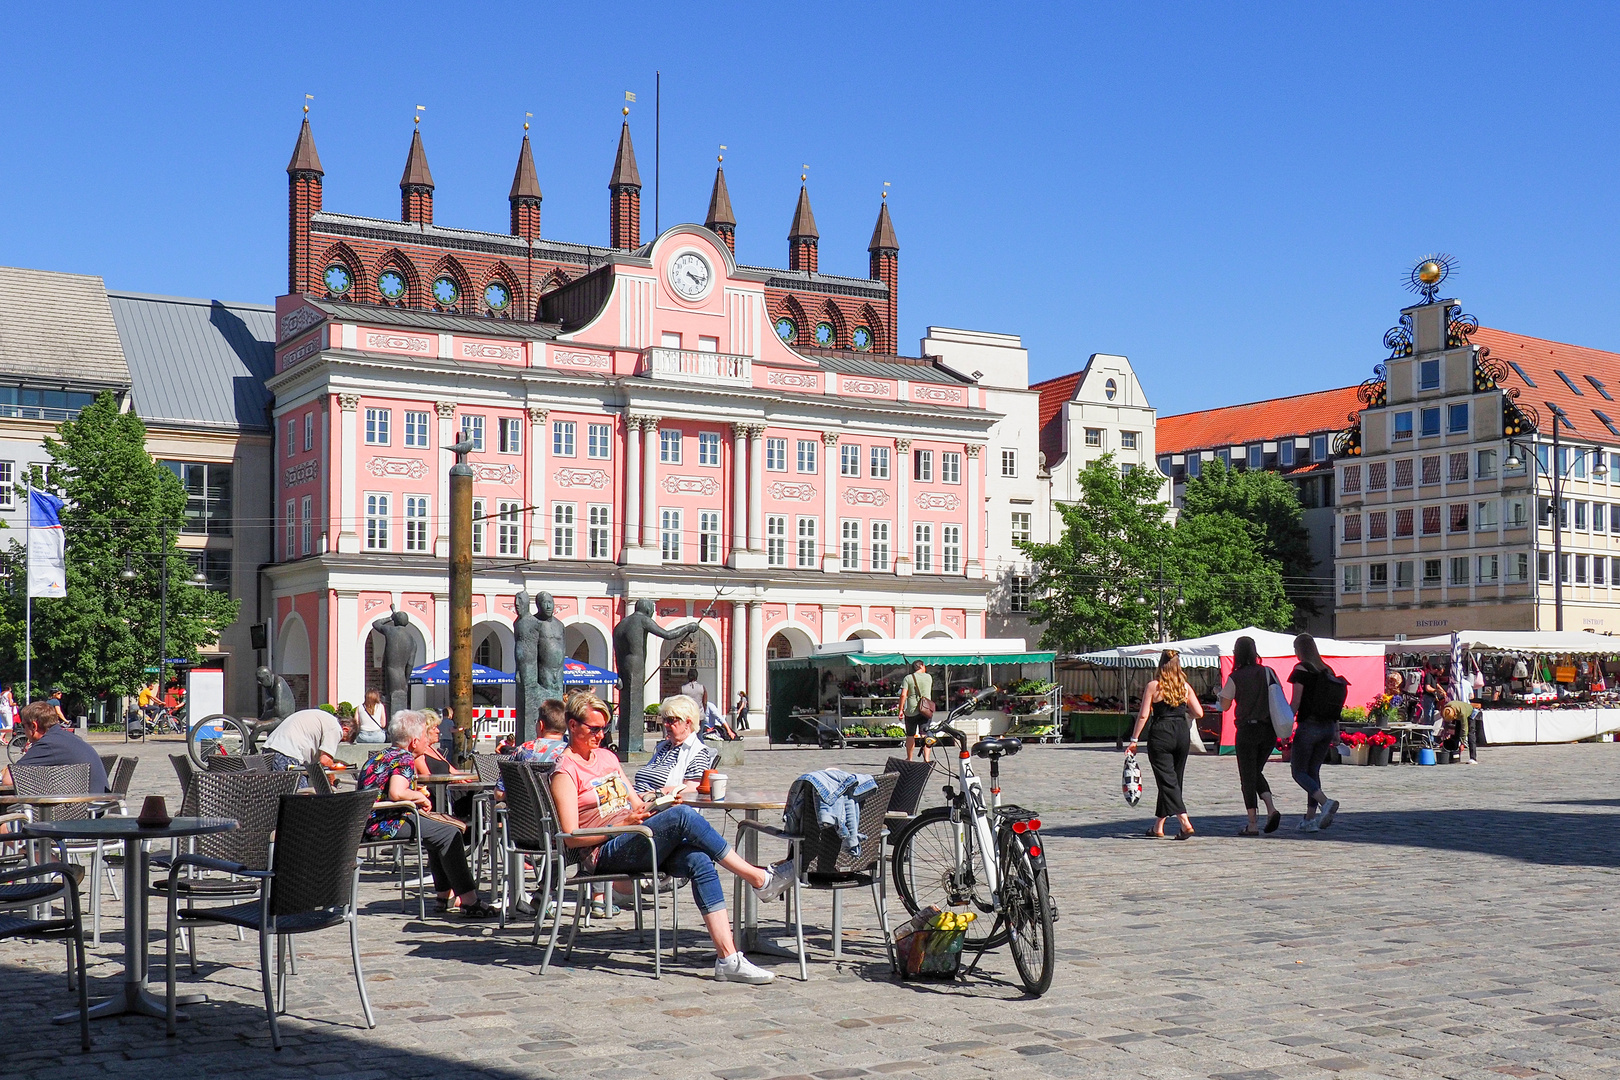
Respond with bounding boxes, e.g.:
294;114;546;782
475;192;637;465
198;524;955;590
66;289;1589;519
4;735;1620;1079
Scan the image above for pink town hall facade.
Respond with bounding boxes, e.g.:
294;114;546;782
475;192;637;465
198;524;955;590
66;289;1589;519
266;119;996;726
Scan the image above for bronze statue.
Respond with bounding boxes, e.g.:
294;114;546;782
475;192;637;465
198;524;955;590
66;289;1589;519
371;607;415;717
513;590;566;744
255;666;297;726
612;599;699;755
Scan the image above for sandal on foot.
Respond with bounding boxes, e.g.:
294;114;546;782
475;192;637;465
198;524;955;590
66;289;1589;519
1144;827;1166;839
1175;827;1196;840
459;902;500;920
1236;825;1259;836
1264;810;1281;834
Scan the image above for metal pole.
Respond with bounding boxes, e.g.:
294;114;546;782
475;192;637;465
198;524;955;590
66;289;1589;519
448;440;474;762
158;522;168;708
24;498;30;705
654;71;661;236
1553;425;1563;631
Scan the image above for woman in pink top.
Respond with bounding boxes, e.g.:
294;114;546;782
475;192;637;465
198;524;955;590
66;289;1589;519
550;692;793;984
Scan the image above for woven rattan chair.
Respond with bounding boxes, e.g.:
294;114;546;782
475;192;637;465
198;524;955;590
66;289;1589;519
11;764;118;944
171;755;198;816
882;757;935;819
0;849;89;1050
737;772;898;980
98;754;119;780
469;753;512;888
498;759;557;936
163;788;379;1050
204;753;272;774
516;759;677;977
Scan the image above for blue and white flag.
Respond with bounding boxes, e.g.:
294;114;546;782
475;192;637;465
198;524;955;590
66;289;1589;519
27;490;66;598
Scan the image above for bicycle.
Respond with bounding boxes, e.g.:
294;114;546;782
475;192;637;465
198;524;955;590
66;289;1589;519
889;687;1055;996
3;730;30;765
185;711;283;771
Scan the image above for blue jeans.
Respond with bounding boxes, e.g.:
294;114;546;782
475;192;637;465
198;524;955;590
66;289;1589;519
1291;719;1337;806
591;805;733;915
355;728;386;744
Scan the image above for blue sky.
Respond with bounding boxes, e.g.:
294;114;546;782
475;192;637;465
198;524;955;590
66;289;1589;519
2;3;1616;416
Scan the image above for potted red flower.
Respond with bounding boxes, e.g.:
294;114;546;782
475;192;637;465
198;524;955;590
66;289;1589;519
1367;730;1396;767
1340;730;1370;766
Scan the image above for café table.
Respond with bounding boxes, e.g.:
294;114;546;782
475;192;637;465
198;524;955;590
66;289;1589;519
21;816;236;1023
679;792;790;954
1383;722;1434;762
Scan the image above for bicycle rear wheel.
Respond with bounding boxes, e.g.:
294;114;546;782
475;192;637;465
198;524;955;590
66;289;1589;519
5;734;30;765
186;713;250;771
891;806;1006;949
1000;832;1054;996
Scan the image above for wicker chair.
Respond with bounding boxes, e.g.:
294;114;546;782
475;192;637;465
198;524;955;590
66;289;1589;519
0;847;89;1050
354;789;428;920
468;753;506;884
108;757;139;814
98;754;119;780
11;764;119;944
163;788;379;1050
170;755;198;816
512;759;678;977
736;772;899;980
204;753;272;774
497;759;556;936
882;757;936;819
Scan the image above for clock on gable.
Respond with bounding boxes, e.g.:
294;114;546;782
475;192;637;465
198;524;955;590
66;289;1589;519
668;251;712;300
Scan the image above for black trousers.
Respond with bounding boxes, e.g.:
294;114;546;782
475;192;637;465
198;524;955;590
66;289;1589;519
398;815;476;897
1234;723;1276;810
1146;716;1190;819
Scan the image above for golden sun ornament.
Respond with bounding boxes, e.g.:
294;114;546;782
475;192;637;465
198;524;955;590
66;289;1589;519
1405;253;1456;303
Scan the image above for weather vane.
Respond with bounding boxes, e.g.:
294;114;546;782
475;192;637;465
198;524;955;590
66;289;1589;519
623;90;635;117
304;93;313;115
1404;253;1456;305
524;111;531;132
415;104;425;125
718;143;726;163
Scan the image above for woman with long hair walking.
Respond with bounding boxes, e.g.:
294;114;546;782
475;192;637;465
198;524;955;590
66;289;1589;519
1289;633;1349;831
1219;635;1281;835
1127;650;1204;840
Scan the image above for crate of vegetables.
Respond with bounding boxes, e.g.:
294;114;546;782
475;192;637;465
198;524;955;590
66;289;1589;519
892;905;977;979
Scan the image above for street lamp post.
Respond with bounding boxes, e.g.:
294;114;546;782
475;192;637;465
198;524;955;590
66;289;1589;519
1504;429;1608;632
121;521;207;704
1134;555;1186;644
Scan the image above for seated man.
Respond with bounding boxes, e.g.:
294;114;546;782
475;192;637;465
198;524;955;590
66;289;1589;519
262;707;354;771
514;699;569;766
2;701;109;792
634;695;716;795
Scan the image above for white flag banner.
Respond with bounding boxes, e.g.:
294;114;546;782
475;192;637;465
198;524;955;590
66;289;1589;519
27;489;65;598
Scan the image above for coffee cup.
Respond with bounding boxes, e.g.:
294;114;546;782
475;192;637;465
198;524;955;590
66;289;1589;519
709;773;728;800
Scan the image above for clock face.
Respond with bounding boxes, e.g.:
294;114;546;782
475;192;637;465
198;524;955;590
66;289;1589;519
668;252;711;299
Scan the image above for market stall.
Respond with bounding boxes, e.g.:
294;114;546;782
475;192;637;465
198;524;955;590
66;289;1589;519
1056;650;1220;742
766;638;1058;748
1384;631;1620;745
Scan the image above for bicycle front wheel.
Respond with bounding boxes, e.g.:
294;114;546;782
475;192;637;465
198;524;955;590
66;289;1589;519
1000;832;1055;996
187;713;251;771
891;806;1005;949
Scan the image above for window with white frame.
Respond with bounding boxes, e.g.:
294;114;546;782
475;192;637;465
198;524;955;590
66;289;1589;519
766;515;787;566
796;517;818;568
1476;500;1499;529
1368;562;1388;589
553;420;576;457
1450;556;1469;586
1596;556;1606;586
698;432;721;467
461;415;485;452
1505;497;1528;528
941;451;961;484
1084;428;1103;448
841;520;860;570
471;498;485;554
797;440;818;474
364;493;390;550
285;500;296;558
300;495;312;555
660;428;682;464
1341;464;1361;493
1119;432;1137;451
0;461;12;508
871;521;890;571
303;412;313;452
765;438;787;471
840;443;861;476
1342;514;1362;541
1001;448;1018;476
287;419;296;458
1342;564;1361;593
941;524;962;573
587;423;611;459
365;408;389;445
914;522;933;572
497;500;521;555
499;417;522;454
405;495;429;552
699;511;722;564
660;509;681;561
870;445;890;479
1476;448;1496;478
588;505;611;559
1478;554;1499;583
404;410;430;448
552;503;576;558
1010;573;1031;612
1011;511;1032;544
914;449;933;482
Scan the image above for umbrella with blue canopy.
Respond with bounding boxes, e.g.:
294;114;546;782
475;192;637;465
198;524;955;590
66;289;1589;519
409;659;516;685
563;659;619;685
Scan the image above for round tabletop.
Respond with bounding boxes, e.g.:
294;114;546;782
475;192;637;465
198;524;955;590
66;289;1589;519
20;816;238;841
0;793;121;806
680;794;785;811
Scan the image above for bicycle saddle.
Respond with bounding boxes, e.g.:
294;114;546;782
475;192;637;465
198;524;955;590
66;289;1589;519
971;737;1022;758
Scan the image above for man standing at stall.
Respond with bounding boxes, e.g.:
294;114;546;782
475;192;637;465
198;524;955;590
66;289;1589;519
899;660;935;763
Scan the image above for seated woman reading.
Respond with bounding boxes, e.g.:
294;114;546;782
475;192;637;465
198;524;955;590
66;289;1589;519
550;692;793;983
633;695;716;795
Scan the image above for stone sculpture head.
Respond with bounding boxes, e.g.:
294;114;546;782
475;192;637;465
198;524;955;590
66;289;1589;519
515;590;531;616
392;610;409;627
634;598;655;617
538;592;555;619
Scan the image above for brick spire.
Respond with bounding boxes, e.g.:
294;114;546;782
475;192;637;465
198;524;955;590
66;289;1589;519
787;182;818;273
400;124;435;225
868;196;899;354
705;159;736;254
608;117;642;250
510;132;542;241
287;114;324;295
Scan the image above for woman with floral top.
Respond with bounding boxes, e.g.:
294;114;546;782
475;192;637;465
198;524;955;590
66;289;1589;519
358;709;496;919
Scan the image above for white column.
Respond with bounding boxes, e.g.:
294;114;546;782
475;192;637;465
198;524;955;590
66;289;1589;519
747;425;766;552
319;403;331;554
624;417;642;550
730;422;748;552
746;599;766;730
337;394;360;553
527;406;549;560
641;417;660;551
730;600;748;717
895;437;913;576
435;400;455;557
965;443;983;579
822;431;840;573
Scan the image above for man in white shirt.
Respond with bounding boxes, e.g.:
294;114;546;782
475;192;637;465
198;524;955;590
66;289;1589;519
263;708;353;771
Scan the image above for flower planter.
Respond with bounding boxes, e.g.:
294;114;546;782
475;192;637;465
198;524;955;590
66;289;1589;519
1368;745;1391;767
1436;750;1454;765
1348;744;1370;767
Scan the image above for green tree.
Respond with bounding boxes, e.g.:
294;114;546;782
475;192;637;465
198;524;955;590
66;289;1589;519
1019;455;1169;652
0;392;239;698
1178;458;1318;623
1167;511;1294;636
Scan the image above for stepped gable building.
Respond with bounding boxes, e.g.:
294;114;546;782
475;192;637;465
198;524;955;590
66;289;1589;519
267;116;992;727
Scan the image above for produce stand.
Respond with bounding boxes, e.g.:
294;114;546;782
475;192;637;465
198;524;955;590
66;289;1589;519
766;638;1057;748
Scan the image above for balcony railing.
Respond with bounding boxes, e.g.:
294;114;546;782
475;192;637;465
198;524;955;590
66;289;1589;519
637;347;751;386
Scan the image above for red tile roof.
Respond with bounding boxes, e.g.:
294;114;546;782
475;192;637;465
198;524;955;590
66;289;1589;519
1156;385;1363;456
1472;326;1620;446
1032;370;1085;466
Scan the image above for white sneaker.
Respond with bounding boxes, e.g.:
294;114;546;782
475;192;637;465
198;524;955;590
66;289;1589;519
714;951;775;984
1317;799;1340;830
1299;816;1320;833
754;860;795;903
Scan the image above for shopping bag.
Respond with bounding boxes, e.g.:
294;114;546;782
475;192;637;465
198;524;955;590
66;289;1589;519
1265;668;1295;741
1188;716;1209;753
1121;752;1142;806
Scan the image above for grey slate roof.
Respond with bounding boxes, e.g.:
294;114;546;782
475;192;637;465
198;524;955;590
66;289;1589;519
0;265;130;388
307;298;563;340
109;292;275;431
807;350;976;385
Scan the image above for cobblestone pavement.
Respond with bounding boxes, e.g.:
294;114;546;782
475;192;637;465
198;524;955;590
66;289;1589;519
5;734;1620;1079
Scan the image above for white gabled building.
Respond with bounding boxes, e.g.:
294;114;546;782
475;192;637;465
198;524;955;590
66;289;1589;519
1034;352;1159;528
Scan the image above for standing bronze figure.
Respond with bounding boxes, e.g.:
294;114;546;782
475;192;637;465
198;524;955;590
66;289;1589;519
612;598;699;755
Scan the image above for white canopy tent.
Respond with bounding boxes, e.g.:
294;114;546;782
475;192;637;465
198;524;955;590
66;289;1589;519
1384;631;1620;655
1079;626;1385;663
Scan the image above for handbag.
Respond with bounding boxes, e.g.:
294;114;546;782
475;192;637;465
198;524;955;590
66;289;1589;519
1121;752;1142;806
1187;715;1208;753
1265;667;1295;741
907;674;936;720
